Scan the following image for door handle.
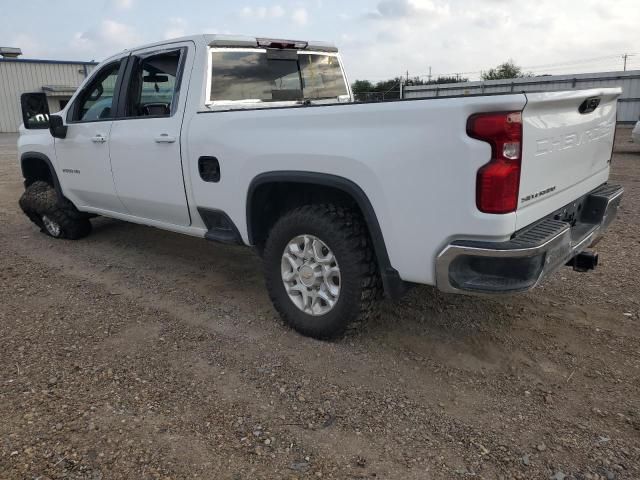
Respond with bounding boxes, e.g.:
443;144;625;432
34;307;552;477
91;134;107;144
155;134;176;143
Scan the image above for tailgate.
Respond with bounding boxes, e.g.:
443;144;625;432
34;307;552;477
517;88;620;227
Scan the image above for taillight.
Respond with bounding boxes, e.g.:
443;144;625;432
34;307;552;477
467;111;523;214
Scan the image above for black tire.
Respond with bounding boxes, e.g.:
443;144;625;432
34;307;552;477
19;181;92;240
263;204;381;339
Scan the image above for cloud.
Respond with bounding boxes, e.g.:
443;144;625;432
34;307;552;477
72;20;142;55
6;0;639;81
164;17;188;39
240;4;307;26
113;0;133;10
292;8;309;25
366;0;450;20
338;0;640;82
10;33;48;57
270;5;286;17
203;26;232;35
240;5;285;19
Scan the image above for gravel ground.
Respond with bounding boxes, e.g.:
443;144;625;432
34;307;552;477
1;129;639;480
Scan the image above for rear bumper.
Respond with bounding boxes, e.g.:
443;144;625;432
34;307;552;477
436;183;624;294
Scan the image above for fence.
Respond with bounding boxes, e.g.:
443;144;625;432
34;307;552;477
403;70;640;123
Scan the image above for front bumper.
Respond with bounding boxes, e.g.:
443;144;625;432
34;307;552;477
436;183;624;294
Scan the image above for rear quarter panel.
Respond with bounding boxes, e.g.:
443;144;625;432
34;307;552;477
186;94;527;285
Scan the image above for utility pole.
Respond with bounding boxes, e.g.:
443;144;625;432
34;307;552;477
406;70;409;84
622;53;636;71
427;66;432;83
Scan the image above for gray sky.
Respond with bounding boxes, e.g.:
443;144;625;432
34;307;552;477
2;0;639;81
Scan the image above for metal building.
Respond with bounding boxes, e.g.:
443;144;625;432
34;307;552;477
0;48;96;133
404;70;640;123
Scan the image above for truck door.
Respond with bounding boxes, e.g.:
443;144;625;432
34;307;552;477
108;43;193;226
53;59;128;213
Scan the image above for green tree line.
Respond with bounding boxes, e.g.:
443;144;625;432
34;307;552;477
351;61;531;102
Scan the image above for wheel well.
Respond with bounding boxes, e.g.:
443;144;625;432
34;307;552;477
20;153;64;202
21;156;54;187
249;181;360;249
246;172;410;299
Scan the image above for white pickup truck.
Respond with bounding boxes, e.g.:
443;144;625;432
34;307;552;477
17;34;623;339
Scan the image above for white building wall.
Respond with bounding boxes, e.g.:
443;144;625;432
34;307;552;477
404;70;640;123
0;60;96;132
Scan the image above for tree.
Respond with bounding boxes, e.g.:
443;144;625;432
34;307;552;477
405;76;428;86
351;77;402;102
350;74;470;102
427;76;468;85
351;80;374;96
481;60;527;80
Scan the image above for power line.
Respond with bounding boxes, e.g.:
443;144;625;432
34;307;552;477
412;53;640;80
357;52;640;82
521;54;625;70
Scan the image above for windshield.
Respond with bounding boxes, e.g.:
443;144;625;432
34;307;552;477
209;50;348;103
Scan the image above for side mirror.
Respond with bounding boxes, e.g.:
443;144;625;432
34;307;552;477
20;92;50;129
49;115;68;139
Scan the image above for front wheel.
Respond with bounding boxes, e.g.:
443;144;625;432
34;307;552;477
263;204;381;339
19;181;92;240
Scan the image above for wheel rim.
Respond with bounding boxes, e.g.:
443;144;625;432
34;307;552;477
281;234;341;316
41;215;61;237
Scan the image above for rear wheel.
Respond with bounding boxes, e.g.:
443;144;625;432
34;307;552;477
19;181;92;240
263;204;381;339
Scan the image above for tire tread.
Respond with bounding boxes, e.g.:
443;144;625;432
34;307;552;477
19;181;92;240
263;203;381;339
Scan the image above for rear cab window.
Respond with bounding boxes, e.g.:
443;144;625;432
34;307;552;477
206;48;350;108
124;49;183;118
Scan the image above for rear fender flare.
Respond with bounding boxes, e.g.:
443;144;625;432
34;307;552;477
246;171;409;299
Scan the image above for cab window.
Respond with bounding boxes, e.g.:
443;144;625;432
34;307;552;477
209;50;348;103
71;61;121;122
124;50;182;117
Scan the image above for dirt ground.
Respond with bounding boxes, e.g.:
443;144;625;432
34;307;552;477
1;129;639;480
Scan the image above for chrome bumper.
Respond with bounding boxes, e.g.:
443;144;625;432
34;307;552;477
436;184;624;294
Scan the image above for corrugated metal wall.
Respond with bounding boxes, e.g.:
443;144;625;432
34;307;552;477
0;60;95;133
404;70;640;123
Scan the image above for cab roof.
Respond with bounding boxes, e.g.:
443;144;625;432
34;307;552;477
206;35;338;52
103;34;338;63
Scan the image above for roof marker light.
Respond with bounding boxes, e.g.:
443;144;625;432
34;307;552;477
256;38;308;50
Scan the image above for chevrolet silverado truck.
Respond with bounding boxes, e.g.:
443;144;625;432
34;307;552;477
17;34;624;339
